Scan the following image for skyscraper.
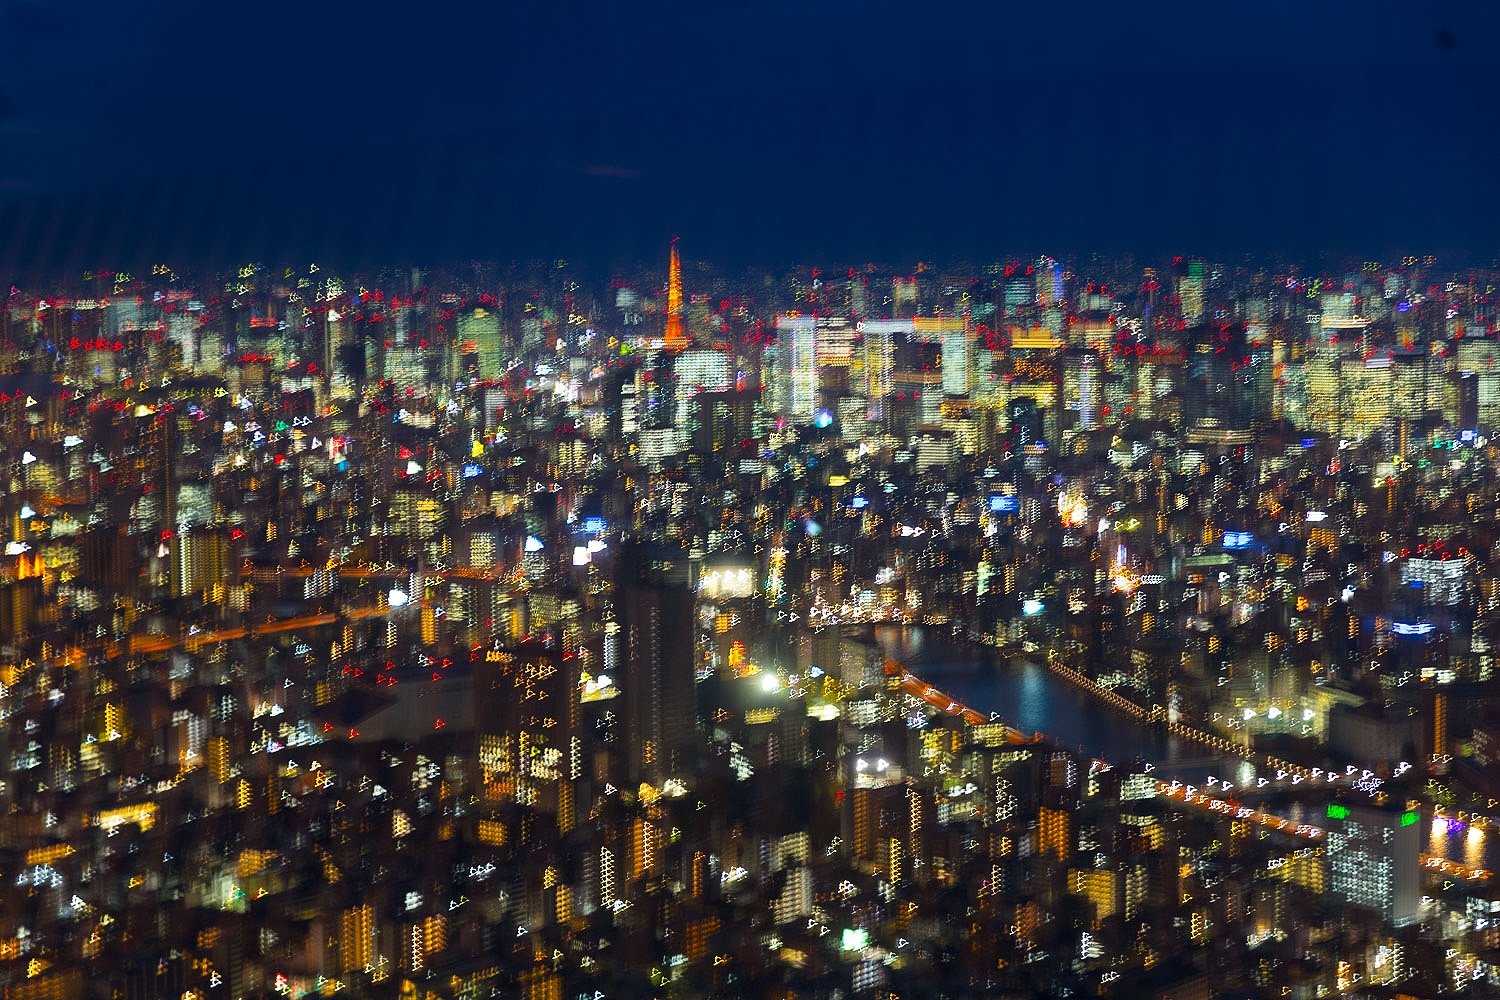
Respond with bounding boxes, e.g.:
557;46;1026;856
457;307;503;378
673;347;733;427
618;542;697;786
771;315;818;423
1183;323;1255;444
1324;802;1420;927
916;316;971;397
1179;260;1207;326
860;320;902;423
1061;349;1100;432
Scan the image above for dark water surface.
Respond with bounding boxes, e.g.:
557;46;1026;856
875;625;1251;786
876;626;1493;867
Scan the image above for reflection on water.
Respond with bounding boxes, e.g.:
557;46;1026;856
1428;817;1490;870
877;626;1491;869
876;625;1180;766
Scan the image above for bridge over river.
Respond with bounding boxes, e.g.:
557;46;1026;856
878;625;1493;881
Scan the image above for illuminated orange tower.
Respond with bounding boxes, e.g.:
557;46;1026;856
664;238;686;350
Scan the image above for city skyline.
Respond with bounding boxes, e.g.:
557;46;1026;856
2;3;1500;992
2;248;1500;994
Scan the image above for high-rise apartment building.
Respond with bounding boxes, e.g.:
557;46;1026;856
477;640;582;833
619;542;697;786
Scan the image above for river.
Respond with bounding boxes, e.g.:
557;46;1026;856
876;625;1494;870
878;625;1264;792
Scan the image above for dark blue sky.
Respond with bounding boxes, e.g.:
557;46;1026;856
0;1;1496;272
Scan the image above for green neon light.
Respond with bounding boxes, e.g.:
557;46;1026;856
1326;804;1349;820
1401;811;1419;827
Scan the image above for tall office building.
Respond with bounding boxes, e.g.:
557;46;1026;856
380;342;429;392
1389;350;1433;425
1179;260;1207;326
1340;355;1393;441
1002;272;1034;318
861;320;902;423
893;316;971;398
1300;340;1340;432
167;312;198;368
1035;258;1065;310
673;348;733;427
339;904;376;975
1324;802;1420;926
814;316;858;368
891;339;944;434
891;276;919;316
1183;323;1254;444
1458;370;1480;432
0;577;41;640
326;308;356;388
1061;350;1100;432
1455;339;1500;429
692;389;757;458
457;307;503;378
771;315;819;423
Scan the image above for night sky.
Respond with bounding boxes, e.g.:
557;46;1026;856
0;1;1496;273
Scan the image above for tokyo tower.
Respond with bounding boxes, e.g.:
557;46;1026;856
664;238;686;351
